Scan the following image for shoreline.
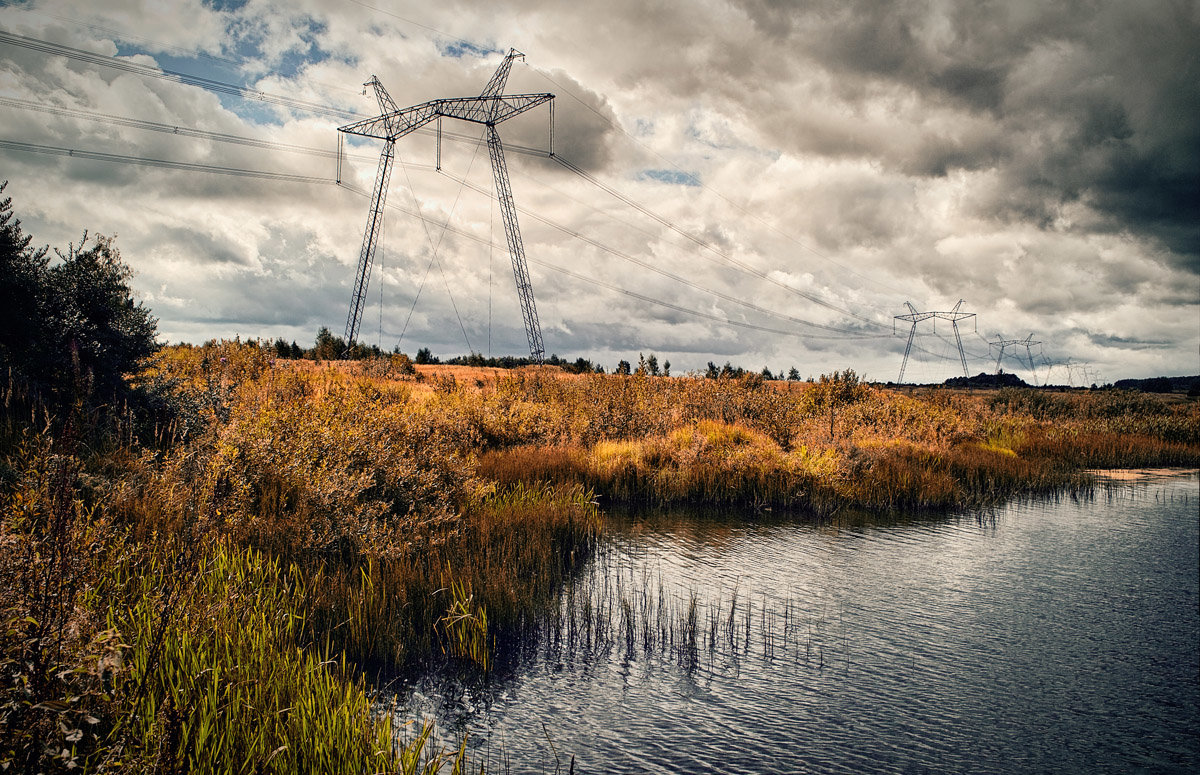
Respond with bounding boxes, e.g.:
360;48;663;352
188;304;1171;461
1085;467;1199;482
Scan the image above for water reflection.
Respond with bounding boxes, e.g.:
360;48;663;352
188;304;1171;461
390;473;1199;774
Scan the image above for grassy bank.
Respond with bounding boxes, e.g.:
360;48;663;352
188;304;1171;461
459;368;1198;512
3;340;1197;770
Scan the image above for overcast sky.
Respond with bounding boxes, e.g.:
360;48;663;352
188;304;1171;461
1;0;1196;383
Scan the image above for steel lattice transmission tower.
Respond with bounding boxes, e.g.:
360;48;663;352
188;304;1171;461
337;49;554;362
894;300;976;383
990;334;1042;384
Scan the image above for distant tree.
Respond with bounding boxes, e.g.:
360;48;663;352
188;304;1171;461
705;361;719;379
1143;377;1173;394
314;327;346;360
662;360;670;377
719;362;744;378
787;367;801;381
646;353;660;376
273;337;291;359
289;340;303;359
415;347;437;365
761;366;775;380
615;359;631;376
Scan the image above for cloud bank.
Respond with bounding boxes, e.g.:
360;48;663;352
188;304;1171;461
0;0;1196;382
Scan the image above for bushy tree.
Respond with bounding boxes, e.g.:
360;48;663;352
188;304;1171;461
809;369;869;441
0;184;157;409
0;184;49;381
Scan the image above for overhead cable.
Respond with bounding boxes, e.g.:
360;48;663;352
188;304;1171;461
436;167;867;336
550;154;887;330
0;138;331;183
0;29;361;120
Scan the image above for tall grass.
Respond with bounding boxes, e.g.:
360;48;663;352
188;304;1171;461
296;481;601;671
472;378;1198;513
100;544;447;773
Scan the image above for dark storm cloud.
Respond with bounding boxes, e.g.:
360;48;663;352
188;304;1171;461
731;0;1200;267
505;66;618;173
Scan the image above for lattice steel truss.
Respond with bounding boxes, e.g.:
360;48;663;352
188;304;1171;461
338;50;553;361
989;334;1042;384
894;300;976;383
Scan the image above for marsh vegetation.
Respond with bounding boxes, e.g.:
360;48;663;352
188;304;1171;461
5;334;1197;770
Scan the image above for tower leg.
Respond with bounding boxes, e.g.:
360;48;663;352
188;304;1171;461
899;322;917;383
952;320;969;378
487;125;545;363
344;139;395;347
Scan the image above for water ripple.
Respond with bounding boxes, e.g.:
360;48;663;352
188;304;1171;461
394;473;1200;774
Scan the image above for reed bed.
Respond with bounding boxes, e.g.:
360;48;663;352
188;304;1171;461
471;376;1198;513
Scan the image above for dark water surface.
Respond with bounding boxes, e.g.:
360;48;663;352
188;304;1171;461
395;473;1199;773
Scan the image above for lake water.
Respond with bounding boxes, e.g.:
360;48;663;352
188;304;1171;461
395;472;1199;773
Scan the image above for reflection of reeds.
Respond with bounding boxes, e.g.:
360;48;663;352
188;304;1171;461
298;482;601;671
503;551;846;674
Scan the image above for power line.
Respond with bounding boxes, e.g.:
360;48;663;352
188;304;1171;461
436;166;868;335
0;138;332;183
528;67;913;303
5;27;895;336
0;94;552;164
339;177;888;344
0;96;367;160
550;154;888;330
0;133;923;355
0;29;362;120
6;15;936;338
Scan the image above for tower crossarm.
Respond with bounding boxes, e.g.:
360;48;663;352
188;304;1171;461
894;311;937;324
439;94;554;126
339;94;552;140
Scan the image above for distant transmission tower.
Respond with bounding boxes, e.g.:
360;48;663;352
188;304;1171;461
989;334;1042;384
337;49;554;362
894;300;976;383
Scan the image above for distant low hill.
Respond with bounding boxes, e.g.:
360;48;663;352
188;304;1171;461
1112;375;1200;394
